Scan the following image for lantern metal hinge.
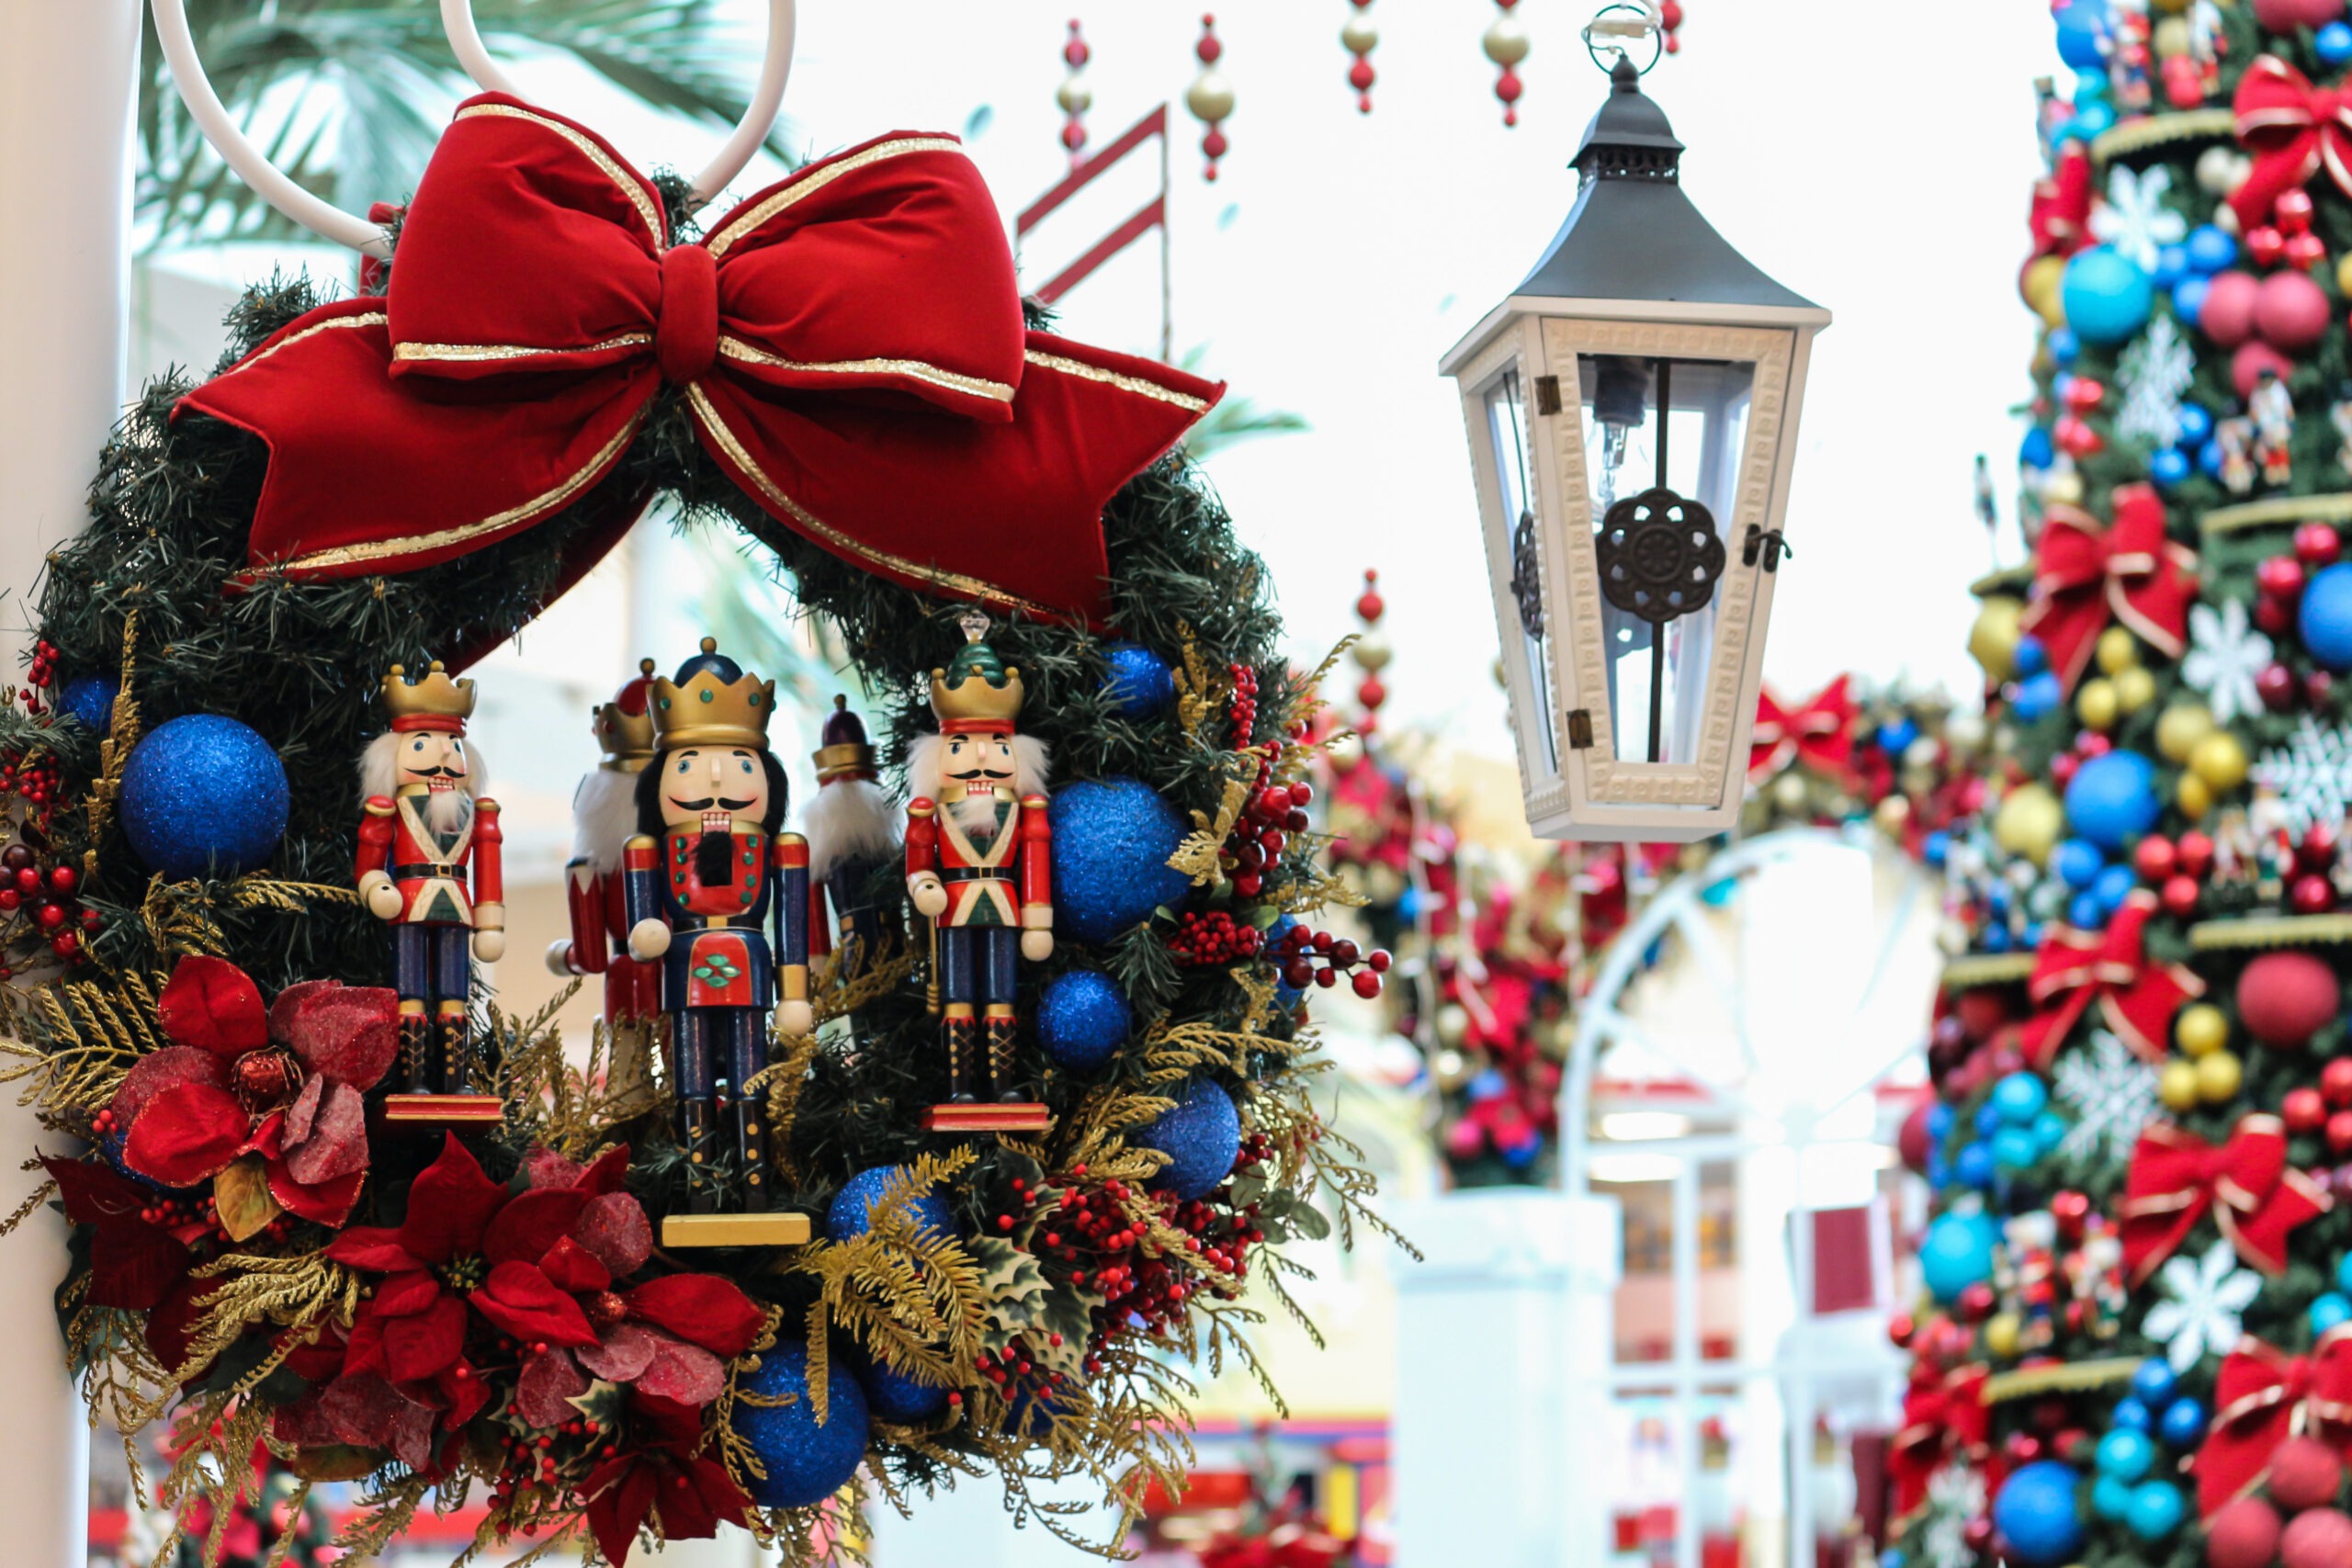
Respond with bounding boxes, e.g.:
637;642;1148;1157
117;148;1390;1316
1743;525;1792;571
1566;708;1595;749
1532;375;1563;416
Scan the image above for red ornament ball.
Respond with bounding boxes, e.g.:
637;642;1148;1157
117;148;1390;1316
2135;835;2178;882
2270;1436;2346;1514
1954;989;2013;1043
2050;1188;2091;1241
2179;831;2218;877
2282;1508;2352;1568
2200;269;2263;347
2331;1110;2352;1155
2254;0;2347;32
2326;1056;2352;1107
2239;951;2341;1047
2295;873;2340;915
2205;1496;2284;1568
2162;874;2204;919
2236;339;2301;399
2261;556;2312;600
2299;522;2346;567
1898;1101;1935;1175
2260;662;2304;712
2257;269;2335;352
2288;1085;2331;1134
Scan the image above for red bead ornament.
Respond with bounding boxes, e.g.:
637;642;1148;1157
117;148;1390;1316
2258;555;2309;600
2278;186;2317;235
2053;413;2105;457
2280;1507;2352;1568
2259;663;2302;712
1485;0;1530;128
1957;1281;1996;1322
1356;568;1384;625
2177;830;2217;878
2256;594;2296;636
1887;1311;1915;1348
1186;16;1235;181
2247;225;2288;270
2063;377;2107;412
2329;1110;2352;1155
1057;20;1091;164
2205;1497;2284;1568
2294;872;2339;914
1659;0;1683;52
2237;949;2340;1046
2269;1436;2346;1514
2311;670;2337;705
2288;1086;2331;1134
1342;0;1377;113
2297;522;2344;566
2286;230;2330;270
2134;835;2178;882
2050;1188;2091;1242
2324;1056;2352;1107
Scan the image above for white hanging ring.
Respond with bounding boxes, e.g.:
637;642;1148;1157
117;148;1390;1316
151;0;393;257
440;0;796;209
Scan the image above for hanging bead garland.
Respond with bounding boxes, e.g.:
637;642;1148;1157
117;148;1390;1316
1342;0;1377;113
1058;18;1091;165
1486;0;1531;127
1187;13;1236;180
1661;0;1684;54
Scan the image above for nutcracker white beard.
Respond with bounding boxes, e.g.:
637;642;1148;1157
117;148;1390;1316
907;730;1049;838
570;767;640;873
803;775;903;881
359;730;485;836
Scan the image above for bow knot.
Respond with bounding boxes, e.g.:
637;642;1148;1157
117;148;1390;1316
2230;54;2352;230
2193;1329;2352;1517
1890;1364;1988;1522
1749;675;1857;785
2120;1114;2330;1287
2017;889;2202;1068
655;244;718;387
2018;483;2199;694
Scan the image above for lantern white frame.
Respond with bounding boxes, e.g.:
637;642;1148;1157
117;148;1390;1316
1445;299;1826;842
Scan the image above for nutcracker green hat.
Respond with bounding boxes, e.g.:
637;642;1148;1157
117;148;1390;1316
929;611;1024;732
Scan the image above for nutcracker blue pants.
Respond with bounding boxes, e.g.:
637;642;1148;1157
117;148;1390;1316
938;925;1018;1008
393;923;469;1008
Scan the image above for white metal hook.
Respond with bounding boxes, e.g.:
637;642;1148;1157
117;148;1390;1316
440;0;796;209
151;0;393;256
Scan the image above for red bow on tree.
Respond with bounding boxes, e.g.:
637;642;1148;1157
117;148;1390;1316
1749;675;1858;785
2028;145;2092;259
1890;1364;1988;1521
2193;1329;2352;1518
2120;1115;2331;1288
2018;484;2199;694
2017;890;2202;1067
176;95;1222;629
2227;54;2352;231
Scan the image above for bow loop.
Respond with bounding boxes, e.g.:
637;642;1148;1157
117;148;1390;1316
2120;1114;2329;1286
2231;55;2352;229
2018;484;2199;693
1890;1365;1988;1522
1748;675;1857;785
2018;889;2202;1068
2194;1329;2352;1517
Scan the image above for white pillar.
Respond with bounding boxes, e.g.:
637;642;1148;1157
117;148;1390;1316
864;1468;1118;1565
1389;1189;1621;1568
0;4;143;1564
630;1526;767;1568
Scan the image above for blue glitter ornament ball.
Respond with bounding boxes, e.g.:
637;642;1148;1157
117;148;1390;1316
1036;969;1132;1071
2064;750;2159;852
729;1343;870;1508
58;675;119;733
827;1166;959;1244
2301;563;2352;671
1101;644;1176;719
1048;778;1193;943
119;716;289;880
853;1348;952;1424
1993;1461;2086;1566
1137;1078;1241;1200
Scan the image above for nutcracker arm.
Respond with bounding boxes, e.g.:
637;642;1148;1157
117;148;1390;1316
472;797;504;915
905;798;945;915
561;859;609;976
356;795;395;894
1017;792;1053;931
774;833;810;972
620;834;670;961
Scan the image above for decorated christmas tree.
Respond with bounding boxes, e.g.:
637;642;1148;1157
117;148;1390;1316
1888;6;2352;1568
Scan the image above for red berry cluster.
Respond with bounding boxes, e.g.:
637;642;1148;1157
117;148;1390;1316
18;639;60;715
0;750;67;828
1227;660;1260;750
488;1404;619;1511
2253;524;2346;711
2246;187;2328;274
1269;920;1389;999
1225;780;1311;898
2286;1058;2352;1152
0;842;97;964
2135;829;2215;919
1169;909;1263;966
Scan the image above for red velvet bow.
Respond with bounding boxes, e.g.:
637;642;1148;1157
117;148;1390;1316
2028;146;2092;259
2120;1115;2331;1288
2193;1329;2352;1518
2016;889;2202;1068
1749;675;1857;784
2228;54;2352;231
176;95;1223;628
2018;484;2199;694
1890;1364;1988;1521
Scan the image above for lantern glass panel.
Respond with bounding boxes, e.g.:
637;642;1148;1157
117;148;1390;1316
1575;355;1753;766
1485;366;1557;777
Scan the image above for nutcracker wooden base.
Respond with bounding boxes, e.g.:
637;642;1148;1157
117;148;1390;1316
661;1212;813;1249
923;1102;1054;1134
381;1092;506;1128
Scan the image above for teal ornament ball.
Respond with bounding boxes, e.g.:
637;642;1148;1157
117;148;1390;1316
119;715;289;880
1048;778;1193;943
59;674;119;733
1137;1078;1242;1200
729;1343;869;1508
853;1348;951;1424
827;1166;958;1244
2064;750;2159;851
1036;969;1132;1070
2062;246;2154;346
2124;1478;2185;1540
1994;1461;2087;1565
1101;644;1176;718
1920;1213;1996;1304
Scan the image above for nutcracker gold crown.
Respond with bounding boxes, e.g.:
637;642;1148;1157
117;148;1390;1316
651;638;775;751
594;658;659;770
928;614;1024;731
382;661;476;733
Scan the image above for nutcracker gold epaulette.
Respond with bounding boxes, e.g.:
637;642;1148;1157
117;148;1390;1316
651;637;775;750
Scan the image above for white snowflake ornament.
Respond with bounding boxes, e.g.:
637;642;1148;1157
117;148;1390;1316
2117;314;2196;448
2182;598;2275;724
2251;715;2352;836
2143;1239;2261;1374
2090;164;2189;271
1917;1465;1988;1568
2052;1029;2160;1163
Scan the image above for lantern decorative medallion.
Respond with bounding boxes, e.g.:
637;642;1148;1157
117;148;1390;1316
1443;40;1829;842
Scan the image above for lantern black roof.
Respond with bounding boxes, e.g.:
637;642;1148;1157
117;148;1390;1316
1515;55;1820;313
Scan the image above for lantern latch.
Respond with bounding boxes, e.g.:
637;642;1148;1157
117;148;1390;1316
1742;525;1792;572
1532;375;1563;416
1566;708;1595;749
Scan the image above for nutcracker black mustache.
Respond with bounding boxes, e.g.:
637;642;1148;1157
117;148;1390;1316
665;795;760;812
945;767;1014;781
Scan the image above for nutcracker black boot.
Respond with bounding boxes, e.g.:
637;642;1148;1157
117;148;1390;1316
725;1013;769;1213
399;1010;433;1093
944;1010;978;1103
437;1003;471;1094
682;1098;719;1213
985;1010;1021;1103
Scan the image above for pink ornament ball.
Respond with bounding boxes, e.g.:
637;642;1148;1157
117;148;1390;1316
2206;1497;2283;1568
1898;1100;1934;1175
2235;339;2300;399
2255;0;2346;29
2270;1435;2346;1513
2257;270;2334;352
2237;951;2341;1048
1442;1118;1486;1159
2282;1508;2352;1568
2201;270;2263;347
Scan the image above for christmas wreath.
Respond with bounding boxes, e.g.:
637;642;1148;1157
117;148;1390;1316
2;95;1398;1566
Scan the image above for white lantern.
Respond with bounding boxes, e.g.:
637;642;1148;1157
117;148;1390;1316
1442;49;1829;842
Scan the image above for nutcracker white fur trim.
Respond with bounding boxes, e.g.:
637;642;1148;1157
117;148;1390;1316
360;731;486;839
906;730;1050;807
803;775;905;882
570;765;640;873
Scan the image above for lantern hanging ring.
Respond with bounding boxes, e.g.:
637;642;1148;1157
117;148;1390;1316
1582;2;1664;77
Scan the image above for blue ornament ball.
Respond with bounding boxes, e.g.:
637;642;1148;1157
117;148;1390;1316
2069;891;2108;931
2093;863;2139;914
2123;1478;2185;1541
1984;925;2014;954
2149;448;2190;489
2053;8;2109;67
1993;1071;2049;1125
2066;103;2117;141
1925;830;1952;869
2322;19;2352;64
852;1348;951;1424
1267;914;1307;1008
2032;1109;2070;1154
1036;969;1133;1071
58;675;119;733
827;1166;958;1245
2053;839;2105;889
729;1343;870;1508
2048;326;2083;367
1927;1102;1956;1141
2186;224;2238;276
2338;1253;2352;1294
2092;1474;2134;1522
1048;778;1193;943
2312;1291;2352;1335
1879;716;1920;756
2177;404;2214;446
1920;1213;1996;1303
2020;426;2056;470
1974;1102;2006;1138
1136;1078;1242;1200
2158;1396;2206;1449
1992;1125;2041;1170
2198;436;2227;478
1100;643;1175;719
2014;637;2050;677
2064;750;2159;851
2096;1427;2155;1482
2151;245;2188;289
2172;275;2211;328
2013;671;2064;722
1954;1140;1996;1190
119;715;289;880
1994;1461;2087;1566
2110;1396;2152;1432
2301;563;2352;671
2062;247;2153;346
2131;1357;2177;1404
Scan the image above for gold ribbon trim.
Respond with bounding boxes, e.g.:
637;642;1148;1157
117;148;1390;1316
455;102;664;245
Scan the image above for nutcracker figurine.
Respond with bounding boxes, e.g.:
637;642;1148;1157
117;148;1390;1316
905;615;1055;1132
356;661;504;1122
804;695;905;1009
548;659;662;1115
623;638;812;1233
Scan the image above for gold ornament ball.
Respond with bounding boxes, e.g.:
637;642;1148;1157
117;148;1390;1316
2114;665;2157;714
2196;1048;2244;1103
1970;597;2027;682
1435;1004;1470;1049
1186;69;1236;125
2177;771;2214;819
2096;626;2139;675
1482;13;1531;66
1056;79;1092;115
1351;634;1393;673
1875;795;1912;836
2177;1002;2229;1057
1947;712;1987;756
2023;255;2068;328
2155;703;2214;762
2076;678;2120;731
2045;469;2085;505
2190;730;2250;792
2152;16;2190;55
1773;771;1811;813
2159;1059;2202;1111
1340;12;1378;52
1994;783;2064;867
1984;1312;2022;1359
2339;252;2352;300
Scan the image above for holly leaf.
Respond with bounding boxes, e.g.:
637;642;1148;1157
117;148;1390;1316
213;1156;283;1242
1028;1281;1103;1382
970;1235;1049;1357
1256;1190;1329;1244
567;1378;629;1434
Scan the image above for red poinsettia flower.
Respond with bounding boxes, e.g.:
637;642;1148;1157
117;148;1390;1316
582;1391;751;1568
39;1153;192;1310
112;954;400;1228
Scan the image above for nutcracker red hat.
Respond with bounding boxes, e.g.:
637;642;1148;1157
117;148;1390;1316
928;612;1024;736
382;660;476;734
814;695;878;785
593;658;659;773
